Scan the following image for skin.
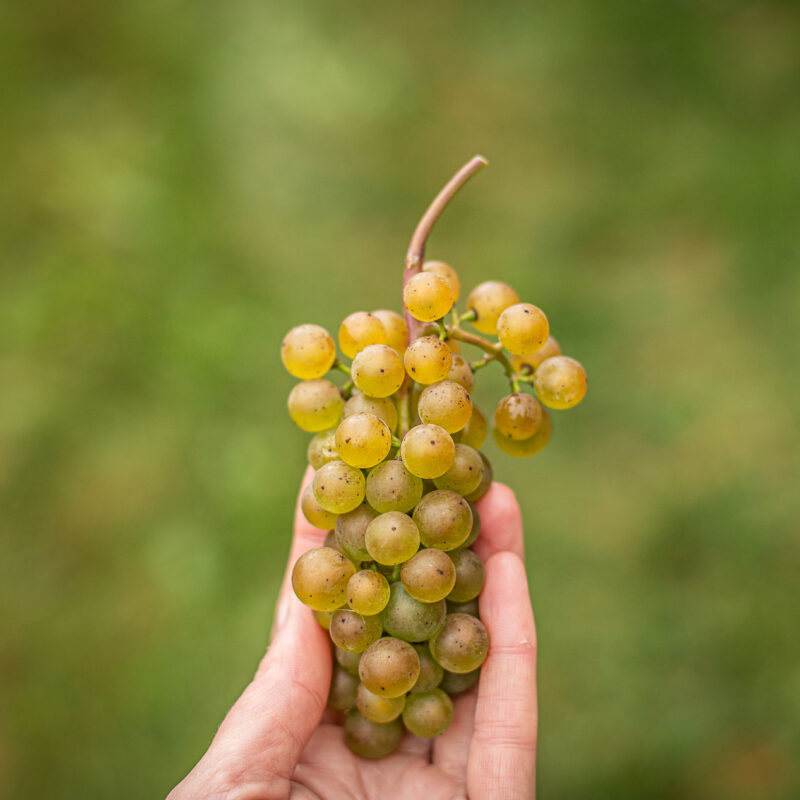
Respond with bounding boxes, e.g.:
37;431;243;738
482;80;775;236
168;468;537;799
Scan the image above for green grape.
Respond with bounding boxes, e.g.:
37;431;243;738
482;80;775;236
493;392;543;440
343;710;403;759
365;512;420;565
359;637;420;697
456;404;487;449
335;413;392;469
413;490;473;551
446;354;474;391
287;379;343;433
400;424;455;479
429;613;489;673
334;504;378;563
382;582;447;642
403;336;453;385
313;460;366;514
402;688;453;738
291;547;355;611
417;381;473;434
338;311;388;358
323;530;341;551
335;646;362;676
313;609;334;630
464;453;492;503
447;549;486;603
510;335;561;372
446;597;479;616
440;667;480;694
497;302;550;356
365;459;423;514
372;309;408;354
328;665;359;711
422;260;461;301
351;344;405;398
433;443;483;496
344;393;398;433
403;272;455;322
301;485;338;530
281;324;337;380
347;570;391;616
307;429;339;470
492;409;552;457
466;280;520;334
461;503;481;548
330;609;383;654
401;549;456;603
533;355;588;409
355;682;406;723
411;643;444;693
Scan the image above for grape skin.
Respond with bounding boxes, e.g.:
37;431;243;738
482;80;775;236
371;309;408;355
287;379;343;433
461;503;481;548
347;570;391;616
343;393;398;433
365;512;420;565
359;637;421;698
307;429;339;470
365;459;423;514
510;334;562;372
411;643;444;693
445;354;474;391
313;610;334;630
497;302;550;356
493;392;543;440
456;404;487;449
492;409;552;457
447;549;486;603
433;443;484;496
403;336;453;384
344;710;404;759
351;344;406;398
446;597;479;616
402;688;453;738
301;485;338;530
403;272;455;322
381;581;447;642
466;280;520;334
413;490;473;551
401;549;457;604
355;683;406;723
429;613;490;673
313;460;366;514
533;355;588;410
417;381;473;434
338;312;388;358
328;665;359;711
334;504;378;562
422;260;461;301
330;609;383;653
335;412;392;469
281;324;337;380
400;424;456;479
464;453;492;503
335;646;362;676
440;667;480;694
291;547;355;611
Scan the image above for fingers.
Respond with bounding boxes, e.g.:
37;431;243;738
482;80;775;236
468;550;537;800
432;688;477;783
472;482;524;562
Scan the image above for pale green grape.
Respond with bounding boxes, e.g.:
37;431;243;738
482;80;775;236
328;665;359;711
461;503;481;548
281;324;337;380
445;354;474;391
447;549;485;603
338;312;388;358
313;460;366;514
359;637;420;697
446;597;479;616
433;443;483;496
401;549;456;603
347;570;391;616
291;547;355;611
343;710;403;759
417;381;473;434
344;393;398;433
335;646;361;676
355;683;406;723
497;302;549;355
301;485;338;530
403;272;455;322
413;490;473;551
351;344;405;398
440;667;480;694
382;582;446;642
411;643;444;693
466;281;519;334
330;609;383;654
492;409;552;457
365;459;423;514
403;336;453;384
464;453;492;503
533;355;588;409
493;392;542;440
456;404;487;449
429;613;489;673
402;688;453;738
510;335;561;372
313;609;334;630
307;429;339;469
372;309;408;354
288;379;343;433
365;512;420;565
335;504;378;562
335;413;392;469
400;424;455;479
422;260;461;301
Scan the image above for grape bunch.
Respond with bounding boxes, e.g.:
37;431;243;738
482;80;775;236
281;157;586;759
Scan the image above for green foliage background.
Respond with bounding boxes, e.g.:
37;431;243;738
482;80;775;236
2;1;799;797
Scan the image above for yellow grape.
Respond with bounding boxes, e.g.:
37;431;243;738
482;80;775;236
433;443;483;496
403;336;453;385
402;689;453;738
281;323;337;379
359;637;420;697
466;281;520;334
403;272;455;322
401;549;456;603
338;312;388;358
510;335;562;372
429;612;489;673
335;413;392;469
400;424;455;479
493;392;543;440
457;405;487;449
533;355;588;409
365;512;420;565
497;303;550;356
347;570;391;616
492;409;552;457
313;460;366;513
356;683;406;724
351;344;405;398
343;710;403;759
343;393;398;433
291;546;355;611
446;354;474;392
372;309;408;354
422;260;461;301
307;429;338;469
301;484;338;530
417;381;473;434
287;379;343;432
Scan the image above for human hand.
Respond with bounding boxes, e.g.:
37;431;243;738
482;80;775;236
168;467;537;799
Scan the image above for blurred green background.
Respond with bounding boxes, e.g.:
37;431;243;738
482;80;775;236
2;1;799;797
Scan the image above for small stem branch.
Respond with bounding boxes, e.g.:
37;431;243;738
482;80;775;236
448;327;515;375
333;359;351;375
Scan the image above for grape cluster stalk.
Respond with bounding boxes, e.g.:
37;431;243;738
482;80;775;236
282;156;587;758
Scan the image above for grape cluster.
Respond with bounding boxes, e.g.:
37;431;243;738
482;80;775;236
282;256;586;758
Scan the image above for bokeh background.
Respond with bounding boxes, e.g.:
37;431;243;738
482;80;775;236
2;1;799;797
